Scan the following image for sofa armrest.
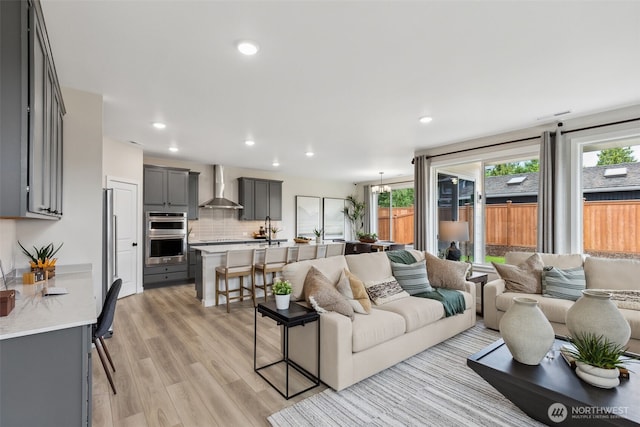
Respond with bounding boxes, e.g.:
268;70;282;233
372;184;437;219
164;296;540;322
483;278;506;330
288;310;354;390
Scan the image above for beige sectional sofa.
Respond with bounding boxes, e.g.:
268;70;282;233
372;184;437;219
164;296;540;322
484;252;640;354
281;250;476;391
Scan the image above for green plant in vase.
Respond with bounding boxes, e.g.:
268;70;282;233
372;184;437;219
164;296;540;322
273;279;292;310
18;241;63;274
357;232;378;243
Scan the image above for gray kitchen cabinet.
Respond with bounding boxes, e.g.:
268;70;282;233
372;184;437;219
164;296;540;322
1;325;92;426
0;0;65;219
188;171;200;220
238;177;283;221
143;165;189;212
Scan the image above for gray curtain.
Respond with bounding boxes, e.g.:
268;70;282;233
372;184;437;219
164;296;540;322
363;185;370;233
414;155;430;250
537;131;555;253
538;127;569;253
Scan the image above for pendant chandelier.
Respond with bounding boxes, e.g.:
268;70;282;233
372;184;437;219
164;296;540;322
371;172;391;194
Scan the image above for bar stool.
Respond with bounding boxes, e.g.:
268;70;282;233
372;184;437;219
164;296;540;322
253;246;289;302
325;242;345;257
215;249;255;313
296;244;318;262
315;244;327;258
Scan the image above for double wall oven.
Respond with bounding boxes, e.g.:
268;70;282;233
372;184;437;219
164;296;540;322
145;212;187;266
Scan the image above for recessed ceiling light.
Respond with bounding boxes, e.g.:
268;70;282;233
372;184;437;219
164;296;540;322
237;41;259;56
305;151;314;157
419;116;433;124
152;122;166;129
272;161;280;167
245;140;255;146
169;147;178;153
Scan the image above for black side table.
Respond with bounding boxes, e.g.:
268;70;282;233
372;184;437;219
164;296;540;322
467;272;489;315
254;301;320;399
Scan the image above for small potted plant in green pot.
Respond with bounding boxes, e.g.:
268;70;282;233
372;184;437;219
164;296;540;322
566;333;636;389
313;227;323;243
273;279;292;310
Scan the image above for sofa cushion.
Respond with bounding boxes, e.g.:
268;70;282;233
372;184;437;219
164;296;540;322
352;309;406;353
346;251;393;283
283;255;349;301
620;308;640;341
542;266;586;301
591;290;640;311
493;253;543;294
423;252;470;291
496;292;573;324
364;276;410;305
304;266;354;319
336;269;371;314
390;260;434;295
375;296;444;332
505;252;584;269
584;257;640;291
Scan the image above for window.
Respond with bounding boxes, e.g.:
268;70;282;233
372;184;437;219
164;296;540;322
580;139;640;258
375;185;415;246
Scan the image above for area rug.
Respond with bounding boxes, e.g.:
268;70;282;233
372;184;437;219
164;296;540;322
268;322;545;426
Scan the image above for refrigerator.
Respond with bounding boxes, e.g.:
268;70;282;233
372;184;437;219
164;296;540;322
102;188;118;337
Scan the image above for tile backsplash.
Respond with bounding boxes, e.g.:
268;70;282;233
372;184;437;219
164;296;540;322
189;208;282;240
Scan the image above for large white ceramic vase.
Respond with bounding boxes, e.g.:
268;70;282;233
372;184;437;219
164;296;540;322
566;290;631;347
499;297;555;365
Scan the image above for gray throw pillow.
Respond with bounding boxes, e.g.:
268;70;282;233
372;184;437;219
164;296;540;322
542;266;586;301
492;253;543;294
424;252;470;291
390;260;434;295
303;266;354;319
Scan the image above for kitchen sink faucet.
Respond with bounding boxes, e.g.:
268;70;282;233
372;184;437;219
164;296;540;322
265;215;272;246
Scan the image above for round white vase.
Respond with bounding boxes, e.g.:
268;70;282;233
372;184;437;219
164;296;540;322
566;290;631;347
275;294;290;310
575;361;620;389
499;297;555;365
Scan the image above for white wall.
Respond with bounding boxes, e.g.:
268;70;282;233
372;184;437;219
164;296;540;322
0;219;17;273
16;87;103;305
143;156;357;239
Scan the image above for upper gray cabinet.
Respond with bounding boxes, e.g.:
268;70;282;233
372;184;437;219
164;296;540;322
188;171;200;220
144;165;189;212
0;0;65;219
238;177;283;221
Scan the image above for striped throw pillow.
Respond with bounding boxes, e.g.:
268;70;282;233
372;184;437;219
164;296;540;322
390;260;434;295
542;266;586;301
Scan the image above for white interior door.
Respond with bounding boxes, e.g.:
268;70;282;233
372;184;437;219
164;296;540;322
107;177;140;298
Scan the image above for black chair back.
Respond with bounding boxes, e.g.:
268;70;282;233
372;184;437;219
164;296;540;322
95;279;122;338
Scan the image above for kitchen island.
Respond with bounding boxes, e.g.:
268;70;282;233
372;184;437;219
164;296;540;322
0;266;96;427
194;241;340;307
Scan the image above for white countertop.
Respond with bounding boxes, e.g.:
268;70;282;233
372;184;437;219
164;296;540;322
0;269;97;340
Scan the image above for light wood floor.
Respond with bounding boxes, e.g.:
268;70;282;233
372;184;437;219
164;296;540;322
92;283;326;427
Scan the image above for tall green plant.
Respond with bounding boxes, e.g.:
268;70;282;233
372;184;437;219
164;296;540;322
343;195;365;239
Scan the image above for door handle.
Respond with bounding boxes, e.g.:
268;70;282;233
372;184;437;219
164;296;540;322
132;242;138;247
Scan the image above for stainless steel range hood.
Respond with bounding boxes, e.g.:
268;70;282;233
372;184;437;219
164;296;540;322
199;165;243;209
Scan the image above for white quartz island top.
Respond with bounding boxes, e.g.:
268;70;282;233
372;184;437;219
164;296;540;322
0;268;97;340
192;241;318;254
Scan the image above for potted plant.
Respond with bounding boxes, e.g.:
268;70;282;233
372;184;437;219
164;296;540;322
270;226;282;239
313;227;323;243
343;195;365;240
273;279;292;310
18;241;63;278
357;232;378;243
566;333;636;389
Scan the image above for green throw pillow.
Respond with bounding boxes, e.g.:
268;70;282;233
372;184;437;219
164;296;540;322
390;260;434;295
542;266;586;301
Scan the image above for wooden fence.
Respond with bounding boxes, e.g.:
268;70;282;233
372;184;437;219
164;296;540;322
380;200;640;254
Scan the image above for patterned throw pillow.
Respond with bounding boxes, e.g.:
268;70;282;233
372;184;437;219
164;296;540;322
390;260;434;295
423;252;470;291
303;266;354;319
492;253;543;294
363;276;409;305
336;269;371;314
542;266;586;301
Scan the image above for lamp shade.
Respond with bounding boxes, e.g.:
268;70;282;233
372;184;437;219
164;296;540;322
438;221;469;242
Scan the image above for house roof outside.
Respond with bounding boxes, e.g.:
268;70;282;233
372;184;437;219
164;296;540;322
485;162;640;199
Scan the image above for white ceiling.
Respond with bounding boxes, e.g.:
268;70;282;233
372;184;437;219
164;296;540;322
41;0;640;182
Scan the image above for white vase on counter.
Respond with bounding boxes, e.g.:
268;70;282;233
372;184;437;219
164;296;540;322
275;294;290;310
